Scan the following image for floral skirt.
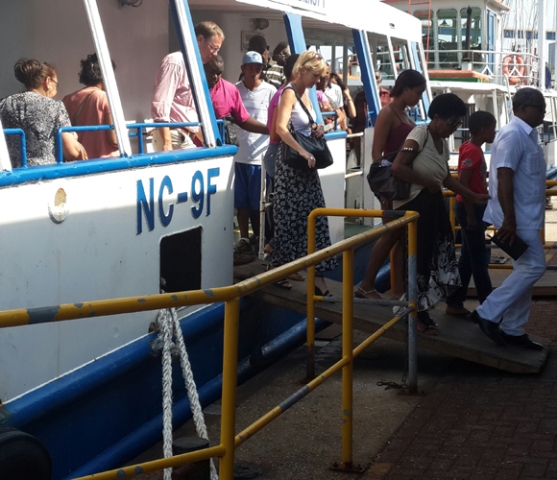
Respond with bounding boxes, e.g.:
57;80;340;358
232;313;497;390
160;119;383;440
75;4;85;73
398;189;460;311
271;145;337;274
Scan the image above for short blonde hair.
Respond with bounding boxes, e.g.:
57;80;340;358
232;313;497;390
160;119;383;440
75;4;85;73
292;51;326;78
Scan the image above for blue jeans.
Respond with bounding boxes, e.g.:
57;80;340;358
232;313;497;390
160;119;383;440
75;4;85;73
447;202;492;307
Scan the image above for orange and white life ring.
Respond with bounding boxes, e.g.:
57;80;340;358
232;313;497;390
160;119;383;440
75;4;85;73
502;55;525;85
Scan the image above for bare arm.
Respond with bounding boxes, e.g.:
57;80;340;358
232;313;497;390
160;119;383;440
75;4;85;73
391;138;438;189
458;169;478;230
106;112;118;148
159;127;173;151
62;132;86;161
495;167;516;244
238;117;268;135
443;174;488;204
343;88;356;119
371;108;393;162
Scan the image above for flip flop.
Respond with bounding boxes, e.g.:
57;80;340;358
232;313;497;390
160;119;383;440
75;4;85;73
275;278;293;290
355;287;381;300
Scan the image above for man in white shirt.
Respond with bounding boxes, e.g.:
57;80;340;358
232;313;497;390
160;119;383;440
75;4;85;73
472;88;547;350
233;51;276;264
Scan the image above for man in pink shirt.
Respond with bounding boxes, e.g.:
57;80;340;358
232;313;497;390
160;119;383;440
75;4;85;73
204;55;268;134
204;54;268;265
151;21;224;151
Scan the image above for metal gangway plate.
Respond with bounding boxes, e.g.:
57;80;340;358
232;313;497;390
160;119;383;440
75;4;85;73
235;262;551;374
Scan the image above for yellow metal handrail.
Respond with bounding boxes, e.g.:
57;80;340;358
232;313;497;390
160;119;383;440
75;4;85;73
0;209;419;480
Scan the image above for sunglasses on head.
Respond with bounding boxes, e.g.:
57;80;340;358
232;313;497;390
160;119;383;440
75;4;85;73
303;53;323;65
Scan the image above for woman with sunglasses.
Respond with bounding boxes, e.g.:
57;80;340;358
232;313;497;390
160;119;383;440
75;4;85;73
390;93;488;334
0;59;85;167
271;51;337;293
356;69;426;301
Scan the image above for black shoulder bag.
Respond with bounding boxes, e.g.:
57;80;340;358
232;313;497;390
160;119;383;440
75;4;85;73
366;129;429;201
281;86;333;172
222;116;239;146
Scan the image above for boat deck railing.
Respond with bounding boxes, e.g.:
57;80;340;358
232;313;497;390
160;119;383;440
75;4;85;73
423;48;541;87
0;208;419;480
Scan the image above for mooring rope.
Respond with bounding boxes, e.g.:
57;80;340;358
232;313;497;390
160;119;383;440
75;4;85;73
156;307;218;480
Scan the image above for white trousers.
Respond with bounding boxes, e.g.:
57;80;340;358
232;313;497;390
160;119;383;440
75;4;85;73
476;228;545;336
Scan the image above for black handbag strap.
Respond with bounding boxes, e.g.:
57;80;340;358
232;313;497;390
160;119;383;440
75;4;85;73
285;84;316;127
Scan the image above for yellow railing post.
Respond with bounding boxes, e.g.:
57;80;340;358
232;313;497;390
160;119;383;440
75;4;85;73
219;297;240;480
341;248;354;468
306;213;317;380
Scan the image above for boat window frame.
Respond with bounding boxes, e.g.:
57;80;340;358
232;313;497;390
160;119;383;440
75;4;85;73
0;0;233;184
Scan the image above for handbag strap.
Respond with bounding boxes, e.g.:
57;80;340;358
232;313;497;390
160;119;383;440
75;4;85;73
285;84;316;127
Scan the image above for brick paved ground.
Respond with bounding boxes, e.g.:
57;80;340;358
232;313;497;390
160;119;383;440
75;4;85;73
362;254;557;480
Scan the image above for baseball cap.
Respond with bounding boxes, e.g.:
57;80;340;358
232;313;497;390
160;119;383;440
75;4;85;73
242;51;264;66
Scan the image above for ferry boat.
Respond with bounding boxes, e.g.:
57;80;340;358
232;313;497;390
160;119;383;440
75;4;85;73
382;0;557;169
0;0;426;478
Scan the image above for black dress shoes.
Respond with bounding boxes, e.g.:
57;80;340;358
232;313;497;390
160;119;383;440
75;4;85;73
471;311;507;347
501;333;544;351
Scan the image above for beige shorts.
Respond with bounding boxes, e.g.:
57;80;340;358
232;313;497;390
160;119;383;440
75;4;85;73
152;128;196;151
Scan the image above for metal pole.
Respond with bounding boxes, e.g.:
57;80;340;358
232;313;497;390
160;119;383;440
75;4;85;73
219;298;240;480
539;0;546;89
82;0;132;157
258;159;266;260
0;118;11;171
341;248;354;467
555;0;557;88
407;218;418;393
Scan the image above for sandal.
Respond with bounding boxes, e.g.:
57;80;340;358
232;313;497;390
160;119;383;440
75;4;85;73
417;311;438;336
266;264;293;290
355;287;381;299
417;322;438;335
275;278;293;290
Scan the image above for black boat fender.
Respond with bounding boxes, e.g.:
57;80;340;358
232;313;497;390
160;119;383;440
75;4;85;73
0;425;51;480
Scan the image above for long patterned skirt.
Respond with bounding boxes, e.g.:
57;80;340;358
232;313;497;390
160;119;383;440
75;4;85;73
271;146;338;274
397;189;460;311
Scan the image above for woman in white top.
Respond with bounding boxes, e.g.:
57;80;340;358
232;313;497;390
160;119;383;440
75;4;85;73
390;93;488;334
272;51;337;294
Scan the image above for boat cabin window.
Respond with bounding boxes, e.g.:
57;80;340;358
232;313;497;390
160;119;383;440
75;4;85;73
460;7;482;49
437;8;458;67
368;34;411;84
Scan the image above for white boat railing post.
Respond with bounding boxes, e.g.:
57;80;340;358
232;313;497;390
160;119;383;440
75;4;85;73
0;118;12;172
539;0;547;90
82;0;132;157
170;0;218;148
386;36;399;81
